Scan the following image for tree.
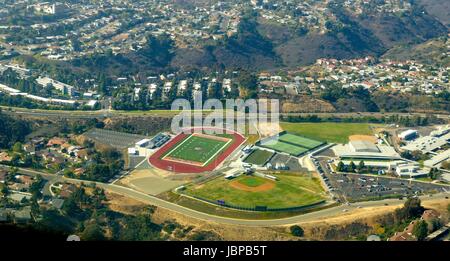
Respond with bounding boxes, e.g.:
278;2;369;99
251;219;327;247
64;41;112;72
237;71;258;99
348;161;357;173
290;225;304;237
1;184;9;198
31;197;40;217
81;223;106;241
429;168;440;180
413;220;428;241
395;197;424;222
29;175;43;199
357;161;365;172
336;161;345;172
12;142;23;153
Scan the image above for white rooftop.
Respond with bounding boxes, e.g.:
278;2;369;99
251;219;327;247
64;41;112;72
401;132;450;153
424;149;450;168
333;143;401;160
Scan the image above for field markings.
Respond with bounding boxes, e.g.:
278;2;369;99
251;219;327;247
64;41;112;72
162;134;233;167
201;138;233;167
162;134;194;161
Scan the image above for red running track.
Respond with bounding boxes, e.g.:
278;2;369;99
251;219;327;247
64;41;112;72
148;129;246;173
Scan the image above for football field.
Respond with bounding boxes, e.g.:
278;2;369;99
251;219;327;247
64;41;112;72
162;134;232;166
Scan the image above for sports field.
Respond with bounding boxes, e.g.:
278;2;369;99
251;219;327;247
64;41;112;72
261;141;309;156
243;149;274;166
280;122;377;144
185;173;326;208
259;132;324;156
278;133;324;149
163;134;232;166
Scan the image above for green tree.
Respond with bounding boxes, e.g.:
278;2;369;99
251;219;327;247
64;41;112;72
290;225;304;237
12;142;23;153
429;168;440;180
357;161;365;172
237;71;258;99
31;197;40;217
1;184;9;197
81;223;106;241
336;161;345;172
413;220;428;241
395;197;424;222
348;161;357;173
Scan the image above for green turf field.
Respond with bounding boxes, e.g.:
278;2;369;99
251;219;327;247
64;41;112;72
261;140;309;156
278;133;324;149
185;173;326;208
243;149;274;165
164;135;231;165
280;122;377;144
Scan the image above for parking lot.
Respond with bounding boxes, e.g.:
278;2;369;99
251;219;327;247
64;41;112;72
83;128;148;149
311;156;449;203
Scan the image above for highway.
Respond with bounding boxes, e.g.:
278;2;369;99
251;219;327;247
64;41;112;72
2;106;450;120
3;165;449;227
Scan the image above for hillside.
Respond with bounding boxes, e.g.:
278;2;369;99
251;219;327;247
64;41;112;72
418;0;450;28
171;4;448;70
383;37;450;66
15;1;450;75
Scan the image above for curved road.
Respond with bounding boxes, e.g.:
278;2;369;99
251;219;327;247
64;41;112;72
4;165;450;227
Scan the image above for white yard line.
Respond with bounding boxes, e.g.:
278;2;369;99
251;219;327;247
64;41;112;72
162;135;194;160
201;138;233;167
162;134;233;166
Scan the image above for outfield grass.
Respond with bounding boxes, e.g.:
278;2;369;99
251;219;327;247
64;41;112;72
243;149;273;165
280;122;377;144
163;135;231;165
185;173;326;208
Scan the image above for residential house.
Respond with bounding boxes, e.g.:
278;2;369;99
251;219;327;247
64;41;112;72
389;220;418;241
0;151;12;163
47;137;67;147
9;182;30;192
73;168;86;177
51;198;65;210
30;137;45;150
77;149;89;161
12;206;32;223
59;183;77;198
15;175;33;186
22;143;36;154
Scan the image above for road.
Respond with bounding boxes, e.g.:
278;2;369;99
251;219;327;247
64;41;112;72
3;165;450;227
2;106;450;120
